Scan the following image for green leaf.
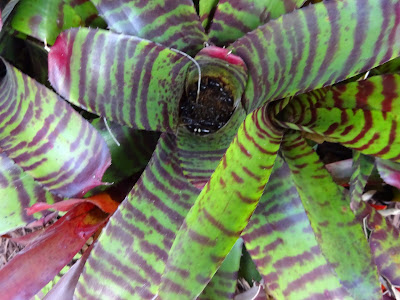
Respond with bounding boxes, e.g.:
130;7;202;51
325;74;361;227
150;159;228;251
277;74;400;162
158;106;283;298
199;238;243;299
243;156;352;299
0;151;61;235
208;0;306;46
91;0;207;55
281;131;380;299
48;27;191;132
199;0;218;29
11;0;82;44
232;0;400;111
74;134;200;299
0;58;111;197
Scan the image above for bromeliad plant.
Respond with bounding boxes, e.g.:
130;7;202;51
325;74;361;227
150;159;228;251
1;0;400;299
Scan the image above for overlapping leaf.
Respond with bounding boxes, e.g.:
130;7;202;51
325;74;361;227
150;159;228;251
277;74;400;162
158;106;283;298
0;58;111;197
0;202;109;300
74;134;199;299
281;131;380;299
376;158;400;189
208;0;306;46
91;0;207;55
232;0;400;111
49;28;191;132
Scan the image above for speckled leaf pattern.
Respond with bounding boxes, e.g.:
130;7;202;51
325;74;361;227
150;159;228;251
199;238;243;300
0;58;110;197
349;151;375;210
11;0;82;44
276;74;400;161
49;27;191;132
281;131;380;299
232;0;400;111
208;0;306;46
0;151;61;235
74;134;199;299
243;156;351;299
91;0;207;55
376;158;400;189
158;106;283;298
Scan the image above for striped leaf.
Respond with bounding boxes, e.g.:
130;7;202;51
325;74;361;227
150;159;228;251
232;0;400;111
281;131;380;299
276;74;400;162
199;0;218;29
0;58;110;197
48;27;191;132
350;151;375;211
11;0;82;44
158;106;283;298
208;0;306;46
74;134;199;299
0;151;61;235
91;0;207;55
199;238;243;300
243;156;351;299
376;158;400;189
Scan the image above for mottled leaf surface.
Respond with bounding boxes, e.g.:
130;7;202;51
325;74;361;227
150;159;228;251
0;151;61;235
232;0;400;111
158;106;283;298
199;238;243;299
243;156;350;299
281;132;380;299
49;28;191;132
376;158;400;189
0;203;107;300
277;74;400;161
0;58;110;197
208;0;306;46
91;0;207;55
75;134;199;299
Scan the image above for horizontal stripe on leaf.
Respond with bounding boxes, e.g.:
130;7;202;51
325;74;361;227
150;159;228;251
0;151;61;235
199;238;243;299
277;74;400;161
75;134;199;299
282;132;380;299
232;0;400;111
158;106;283;299
208;0;305;46
48;28;191;132
91;0;207;55
0;58;110;197
243;157;350;299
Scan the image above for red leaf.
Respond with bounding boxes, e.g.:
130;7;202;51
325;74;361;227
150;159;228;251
0;203;107;300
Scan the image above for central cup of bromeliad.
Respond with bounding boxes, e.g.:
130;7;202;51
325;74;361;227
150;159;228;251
179;46;248;135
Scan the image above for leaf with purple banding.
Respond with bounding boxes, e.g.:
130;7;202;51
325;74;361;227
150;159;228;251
208;0;306;46
0;58;111;197
74;134;200;299
243;156;351;299
91;0;207;55
0;151;61;235
198;238;243;299
281;131;380;299
232;0;400;111
199;0;218;29
276;74;400;162
158;106;283;298
376;158;400;189
48;27;191;133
